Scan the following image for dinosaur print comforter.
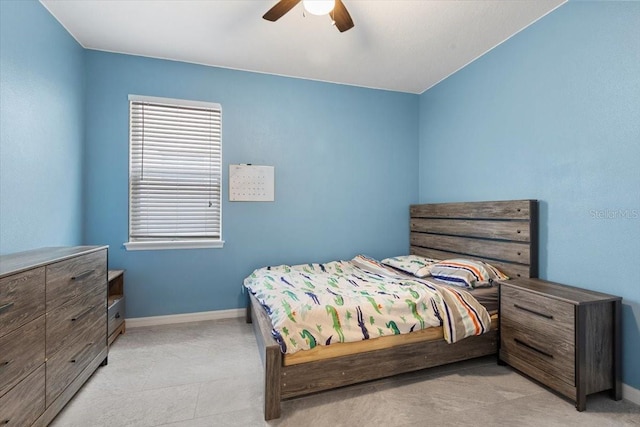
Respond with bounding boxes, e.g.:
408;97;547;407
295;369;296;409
244;256;491;354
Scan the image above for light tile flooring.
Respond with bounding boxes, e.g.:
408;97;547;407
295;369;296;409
51;318;639;427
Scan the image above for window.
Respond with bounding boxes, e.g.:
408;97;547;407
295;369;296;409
124;95;223;250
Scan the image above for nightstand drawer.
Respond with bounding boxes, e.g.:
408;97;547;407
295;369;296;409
501;318;575;385
501;285;574;338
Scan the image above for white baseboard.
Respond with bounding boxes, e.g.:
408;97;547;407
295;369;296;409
623;382;640;406
126;308;245;328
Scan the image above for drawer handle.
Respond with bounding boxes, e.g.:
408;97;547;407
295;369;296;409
71;306;94;322
0;302;14;314
71;270;94;281
0;360;12;368
513;304;553;319
115;312;121;319
514;338;554;359
70;342;94;363
2;419;10;425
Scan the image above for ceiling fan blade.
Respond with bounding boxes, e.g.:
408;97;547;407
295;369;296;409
331;0;354;32
263;0;301;22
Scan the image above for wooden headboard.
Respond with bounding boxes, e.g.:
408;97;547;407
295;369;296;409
410;200;538;279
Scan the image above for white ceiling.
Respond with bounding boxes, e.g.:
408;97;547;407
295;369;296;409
41;0;566;94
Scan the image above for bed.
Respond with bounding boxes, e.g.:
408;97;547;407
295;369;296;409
246;199;538;420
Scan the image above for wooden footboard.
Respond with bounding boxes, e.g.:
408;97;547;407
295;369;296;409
280;329;498;400
248;293;497;420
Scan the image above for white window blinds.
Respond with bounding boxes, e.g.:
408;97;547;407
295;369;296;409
128;96;222;246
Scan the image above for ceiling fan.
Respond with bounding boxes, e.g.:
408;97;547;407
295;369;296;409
263;0;354;33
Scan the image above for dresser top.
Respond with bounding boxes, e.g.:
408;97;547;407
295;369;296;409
0;246;108;278
500;277;621;305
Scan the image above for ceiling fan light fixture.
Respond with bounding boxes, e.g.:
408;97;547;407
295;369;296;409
302;0;335;16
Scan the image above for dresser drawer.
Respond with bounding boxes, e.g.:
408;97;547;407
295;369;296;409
501;318;575;385
501;285;574;339
46;317;106;406
0;316;45;398
107;297;125;337
46;286;106;358
0;364;45;427
0;268;45;338
46;250;107;311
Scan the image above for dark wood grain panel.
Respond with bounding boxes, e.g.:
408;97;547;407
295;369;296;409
410;200;533;220
0;364;45;427
37;347;108;427
281;330;497;399
409;200;538;280
265;340;282;420
500;285;575;334
46;249;107;311
46;285;107;358
411;233;530;264
612;300;622;401
582;302;613;394
501;323;575;385
410;246;532;278
501;277;621;305
0;316;45;398
45;316;106;406
0;267;45;338
499;350;576;400
411;218;531;242
249;294;282;420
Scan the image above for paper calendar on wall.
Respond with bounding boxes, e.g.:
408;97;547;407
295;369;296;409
229;164;275;202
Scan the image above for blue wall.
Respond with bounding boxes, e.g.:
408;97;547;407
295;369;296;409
83;51;419;318
0;0;85;254
4;0;638;392
418;1;639;389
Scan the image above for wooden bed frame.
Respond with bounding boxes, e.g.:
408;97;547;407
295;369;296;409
247;199;538;420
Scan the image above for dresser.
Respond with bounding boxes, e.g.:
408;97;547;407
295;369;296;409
0;246;108;426
498;278;621;411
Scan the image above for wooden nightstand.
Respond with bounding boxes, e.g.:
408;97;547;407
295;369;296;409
498;278;621;411
107;270;126;346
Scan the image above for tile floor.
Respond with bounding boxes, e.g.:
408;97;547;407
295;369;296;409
51;317;639;427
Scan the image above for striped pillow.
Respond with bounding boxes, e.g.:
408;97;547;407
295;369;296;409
430;259;508;288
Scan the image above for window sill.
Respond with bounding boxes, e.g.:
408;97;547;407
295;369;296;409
124;240;225;251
